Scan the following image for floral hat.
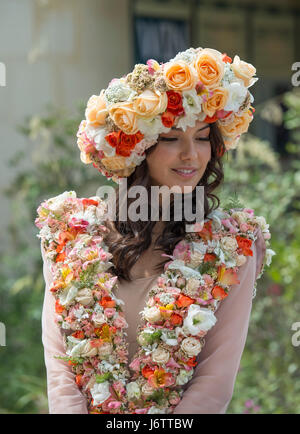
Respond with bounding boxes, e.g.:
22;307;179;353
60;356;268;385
77;47;258;183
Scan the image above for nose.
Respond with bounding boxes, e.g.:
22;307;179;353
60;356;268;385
180;137;198;160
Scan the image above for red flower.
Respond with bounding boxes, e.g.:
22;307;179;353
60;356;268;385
204;253;217;263
170;313;183;326
55;299;65;314
99;296;116;308
166;90;184;116
55;251;66;263
236;236;253;256
222;53;232;63
142;365;155;379
105;130;144;157
204;114;218;123
72;330;85;339
161;111;175;128
82;198;99;207
186;356;197;367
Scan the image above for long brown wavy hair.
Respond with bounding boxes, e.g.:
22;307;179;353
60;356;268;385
105;122;226;281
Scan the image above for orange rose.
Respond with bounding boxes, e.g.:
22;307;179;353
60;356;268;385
231;55;257;88
193;48;225;90
218;110;253;140
99;296;116;308
161;111;175;128
133;89;168;118
202;87;229;117
85;90;108;127
109;101;139;134
163;60;198;91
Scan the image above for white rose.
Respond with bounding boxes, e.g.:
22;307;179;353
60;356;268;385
126;381;141;400
75;288;94;306
176;369;194;386
143;306;161;323
220;236;238;253
81;341;98;358
152;347;170;364
98;342;113;357
181;337;202;357
90;381;111;405
92;312;106;327
231;211;249;224
183;304;217;335
141;382;156;397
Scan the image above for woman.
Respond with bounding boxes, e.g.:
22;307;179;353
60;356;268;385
36;47;273;414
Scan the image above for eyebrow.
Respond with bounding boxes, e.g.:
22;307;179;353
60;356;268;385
171;125;210;132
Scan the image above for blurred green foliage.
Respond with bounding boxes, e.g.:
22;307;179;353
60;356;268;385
0;90;299;413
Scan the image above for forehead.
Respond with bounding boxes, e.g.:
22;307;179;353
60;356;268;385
170;124;210;132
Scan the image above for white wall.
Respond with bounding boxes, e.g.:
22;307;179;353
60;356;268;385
0;0;131;245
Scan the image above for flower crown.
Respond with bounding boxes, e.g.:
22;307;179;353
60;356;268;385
77;47;258;183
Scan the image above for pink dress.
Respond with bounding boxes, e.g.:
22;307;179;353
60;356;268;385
41;225;262;414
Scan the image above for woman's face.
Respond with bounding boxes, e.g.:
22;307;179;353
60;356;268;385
146;120;211;193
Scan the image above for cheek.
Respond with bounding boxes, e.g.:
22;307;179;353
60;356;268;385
147;145;175;175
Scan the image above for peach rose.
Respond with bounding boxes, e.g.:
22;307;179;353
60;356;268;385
163;61;198;91
101;155;134;171
231;55;257;88
85;90;108;127
202;87;229;117
193;48;225;89
218;110;253;139
109;101;139;134
133;89;168;119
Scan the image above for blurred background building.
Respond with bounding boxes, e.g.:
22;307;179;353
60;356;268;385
0;0;299;243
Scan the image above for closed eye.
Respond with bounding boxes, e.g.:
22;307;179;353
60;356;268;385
160;137;210;141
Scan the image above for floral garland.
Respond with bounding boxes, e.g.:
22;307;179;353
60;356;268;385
35;191;274;414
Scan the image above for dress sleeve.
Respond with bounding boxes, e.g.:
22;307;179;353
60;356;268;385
173;240;260;414
41;243;88;414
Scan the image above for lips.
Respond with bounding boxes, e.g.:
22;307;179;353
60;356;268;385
171;168;198;178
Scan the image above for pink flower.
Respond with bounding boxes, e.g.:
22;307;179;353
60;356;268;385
240;223;250;232
129;358;140;371
166;357;181;369
113;315;128;329
243;208;254;216
104;307;116;318
107;400;122;410
135;408;148;414
222;218;239;234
